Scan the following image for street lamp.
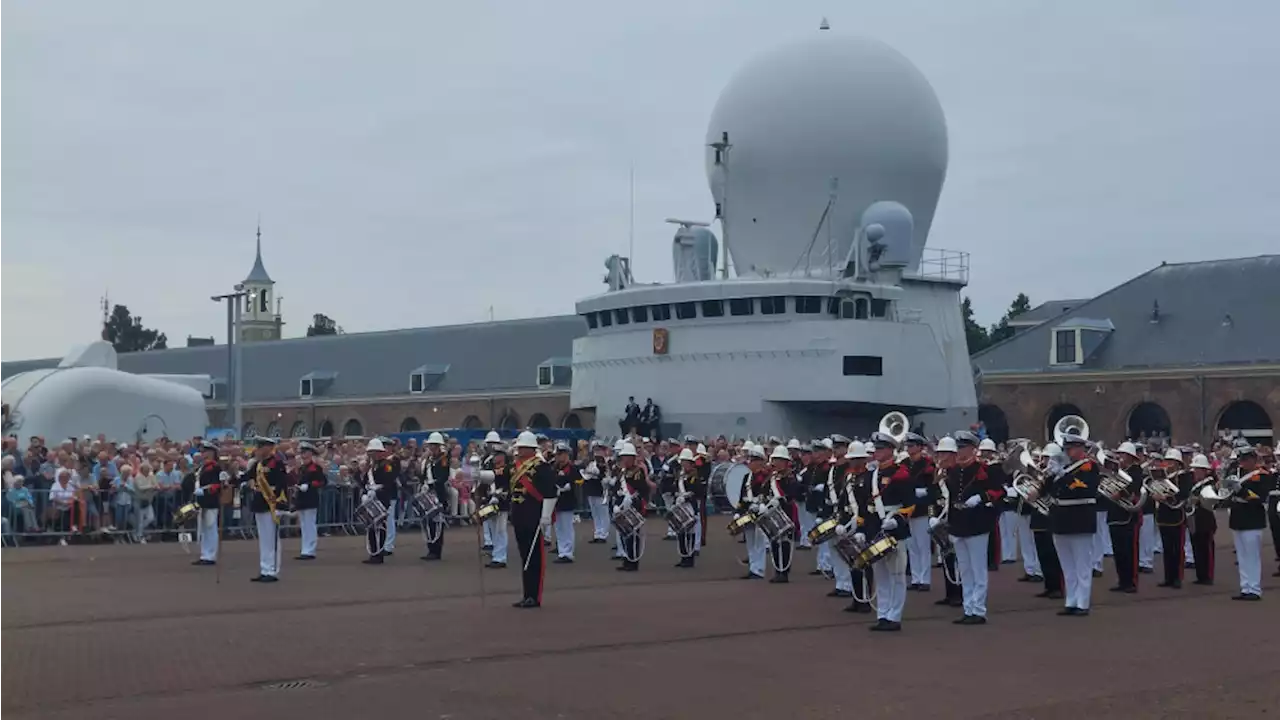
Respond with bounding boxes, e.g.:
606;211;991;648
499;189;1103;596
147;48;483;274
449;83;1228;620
211;288;250;437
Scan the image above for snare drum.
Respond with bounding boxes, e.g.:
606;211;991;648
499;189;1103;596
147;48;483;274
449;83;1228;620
410;486;444;524
807;516;841;545
472;502;499;523
612;505;645;537
666;501;699;534
855;534;898;570
727;511;756;537
929;519;955;558
354;497;389;528
755;505;796;544
173;502;200;526
833;533;864;568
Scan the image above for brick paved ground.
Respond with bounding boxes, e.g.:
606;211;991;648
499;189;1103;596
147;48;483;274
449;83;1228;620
4;520;1277;720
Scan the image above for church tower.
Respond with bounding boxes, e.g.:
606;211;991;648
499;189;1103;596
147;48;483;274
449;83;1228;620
239;225;283;342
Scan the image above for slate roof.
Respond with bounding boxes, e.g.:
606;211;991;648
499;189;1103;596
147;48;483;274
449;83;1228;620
2;315;587;403
1007;298;1087;327
972;255;1280;374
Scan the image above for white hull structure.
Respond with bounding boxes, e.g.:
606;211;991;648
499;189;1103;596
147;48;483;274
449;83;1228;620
571;28;978;438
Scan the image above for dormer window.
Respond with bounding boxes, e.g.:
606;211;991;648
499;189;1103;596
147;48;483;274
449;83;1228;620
537;357;572;388
300;378;314;397
299;371;337;398
1049;318;1113;367
1053;329;1080;365
207;378;227;400
409;364;449;394
410;373;424;393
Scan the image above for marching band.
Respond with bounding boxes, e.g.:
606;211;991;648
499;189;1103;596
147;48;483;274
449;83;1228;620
180;413;1276;619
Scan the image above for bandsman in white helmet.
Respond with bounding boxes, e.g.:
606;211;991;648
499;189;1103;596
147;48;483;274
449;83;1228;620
979;437;1019;569
830;441;871;610
1154;447;1189;589
1223;444;1272;601
763;444;800;583
1133;444;1158;575
865;430;915;632
607;439;628;559
362;437;400;565
673;448;701;568
550;441;582;564
684;436;711;550
507;431;558;608
245;436;289;582
813;436;849;578
293;441;327;561
1048;431;1102;617
1103;442;1145;593
738;445;771;580
477;431;505;551
931;436;963;608
581;441;612;544
191;441;225;567
418;431;450;562
613;441;652;572
476;440;512;568
1029;444;1064;600
1185;452;1218;587
901;431;937;592
940;431;1006;625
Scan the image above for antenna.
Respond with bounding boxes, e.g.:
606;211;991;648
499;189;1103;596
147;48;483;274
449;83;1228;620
100;291;110;340
664;218;711;229
709;132;732;279
628;164;635;269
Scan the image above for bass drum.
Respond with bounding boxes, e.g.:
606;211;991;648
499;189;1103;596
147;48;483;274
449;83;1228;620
709;462;750;512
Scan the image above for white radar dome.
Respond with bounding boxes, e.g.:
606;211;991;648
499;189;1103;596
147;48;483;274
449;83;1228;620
706;32;947;276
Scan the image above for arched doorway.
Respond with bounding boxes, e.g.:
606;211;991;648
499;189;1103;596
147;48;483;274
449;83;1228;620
1216;400;1273;443
290;421;309;438
400;417;421;433
1045;403;1084;443
1126;402;1171;442
342;418;364;437
528;413;551;430
317;419;334;437
977;404;1009;444
264;421;281;439
498;413;520;430
561;412;582;429
242;422;258;440
461;415;484;430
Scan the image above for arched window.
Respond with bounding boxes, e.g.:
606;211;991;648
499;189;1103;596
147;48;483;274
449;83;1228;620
528;413;551;429
462;415;484;430
264;421;281;439
561;412;582;429
317;419;334;438
342;418;364;437
977;404;1009;444
290;421;309;438
242;422;258;440
1216;400;1273;442
400;417;422;433
1126;402;1171;440
1045;403;1084;443
498;413;520;430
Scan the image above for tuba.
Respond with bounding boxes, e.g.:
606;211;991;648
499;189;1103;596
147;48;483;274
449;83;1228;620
1143;466;1184;509
1052;415;1089;448
1095;447;1144;512
1009;448;1052;516
878;411;909;461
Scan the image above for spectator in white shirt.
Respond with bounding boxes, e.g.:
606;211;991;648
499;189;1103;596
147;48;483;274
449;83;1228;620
45;469;78;534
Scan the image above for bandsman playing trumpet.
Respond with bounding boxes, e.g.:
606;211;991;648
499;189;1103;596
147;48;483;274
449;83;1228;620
1153;448;1190;589
1048;432;1101;616
293;441;326;561
191;441;224;566
942;431;1006;625
1224;445;1274;601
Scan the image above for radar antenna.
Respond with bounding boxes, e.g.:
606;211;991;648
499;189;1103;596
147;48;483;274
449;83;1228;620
708;132;733;279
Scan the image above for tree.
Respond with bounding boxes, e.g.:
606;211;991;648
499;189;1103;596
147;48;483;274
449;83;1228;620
962;296;990;355
988;293;1033;345
101;304;167;353
306;313;340;337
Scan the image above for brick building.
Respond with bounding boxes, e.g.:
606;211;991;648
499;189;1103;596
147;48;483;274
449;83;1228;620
971;255;1279;446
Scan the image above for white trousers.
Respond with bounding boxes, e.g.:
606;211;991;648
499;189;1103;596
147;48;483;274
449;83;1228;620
831;549;853;592
614;526;624;558
1093;511;1110;571
385;500;398;551
693;503;703;548
587;496;609;539
255;512;279;577
1017;514;1041;576
1184;532;1195;566
744;525;767;577
198;508;219;561
298;508;318;556
1232;529;1263;596
999;512;1019;562
798;507;816;548
1053;533;1095;610
491;512;509;564
952;534;990;617
1138;514;1157;568
816;540;833;572
907;516;932;584
483;516;494;546
555;510;575;559
1154;520;1165;554
877;546;909;622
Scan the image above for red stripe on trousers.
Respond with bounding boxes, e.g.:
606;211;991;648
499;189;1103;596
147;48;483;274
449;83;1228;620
1206;531;1215;581
536;535;546;604
1178;526;1186;582
1132;515;1141;588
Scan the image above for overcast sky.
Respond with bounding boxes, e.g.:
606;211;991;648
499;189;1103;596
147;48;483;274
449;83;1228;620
3;0;1277;361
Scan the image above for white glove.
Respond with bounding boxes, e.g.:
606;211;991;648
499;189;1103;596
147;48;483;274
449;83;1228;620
558;484;571;494
835;523;847;536
853;532;867;544
361;492;374;504
814;483;825;493
194;486;205;497
881;516;898;532
928;516;941;530
1004;485;1016;496
488;495;499;506
603;477;617;489
915;487;928;498
297;484;309;493
622;494;634;509
540;499;556;528
477;470;496;482
963;495;982;508
749;503;763;515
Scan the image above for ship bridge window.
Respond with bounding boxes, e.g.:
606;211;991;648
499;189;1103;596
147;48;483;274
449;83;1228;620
729;298;754;316
631;306;649;323
652;304;672;321
795;296;824;314
614;309;630;325
843;355;884;376
871;299;890;318
676;301;697;320
585;312;598;329
701;300;724;317
760;296;786;315
856;298;869;319
600;311;613;327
